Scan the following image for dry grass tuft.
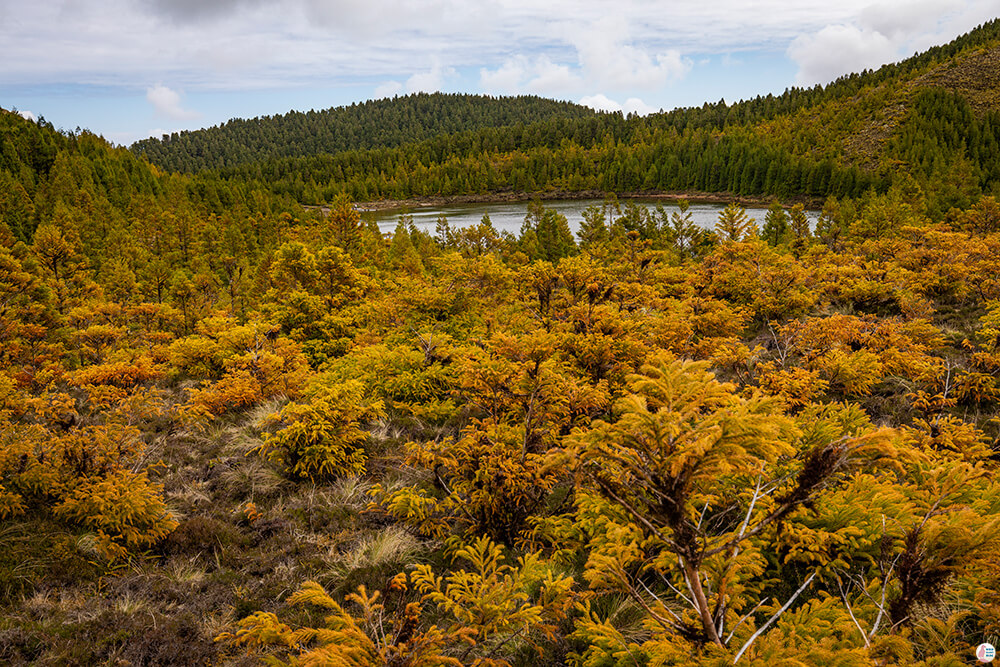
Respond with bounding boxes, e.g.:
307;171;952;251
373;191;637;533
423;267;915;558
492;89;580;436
329;475;372;511
216;457;286;500
166;478;213;509
247;395;290;433
164;557;207;586
199;606;238;641
113;592;151;615
325;524;424;581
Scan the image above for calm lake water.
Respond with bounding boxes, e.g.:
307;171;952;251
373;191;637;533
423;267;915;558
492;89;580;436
363;198;818;236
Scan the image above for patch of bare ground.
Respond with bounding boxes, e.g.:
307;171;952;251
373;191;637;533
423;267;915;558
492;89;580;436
0;398;430;666
915;45;1000;114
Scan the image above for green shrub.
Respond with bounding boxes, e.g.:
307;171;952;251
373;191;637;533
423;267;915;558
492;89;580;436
257;381;383;481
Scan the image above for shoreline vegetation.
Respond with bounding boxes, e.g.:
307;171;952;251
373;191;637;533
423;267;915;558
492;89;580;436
308;189;825;215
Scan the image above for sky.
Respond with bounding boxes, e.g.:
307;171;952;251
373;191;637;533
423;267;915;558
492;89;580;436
2;0;999;146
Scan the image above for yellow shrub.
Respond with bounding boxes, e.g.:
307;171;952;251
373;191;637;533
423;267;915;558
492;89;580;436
54;469;178;560
258;381;384;481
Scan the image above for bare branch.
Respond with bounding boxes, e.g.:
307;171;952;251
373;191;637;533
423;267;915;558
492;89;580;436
615;564;692;636
680;556;699;612
868;551;902;638
725;598;767;644
733;572;817;664
736;468;765;542
709;467;767;635
634;575;686;626
838;578;870;649
661;571;694;608
716;600;727;638
697;501;711;529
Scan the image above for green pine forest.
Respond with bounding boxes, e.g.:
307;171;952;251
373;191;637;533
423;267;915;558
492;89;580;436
3;18;1000;667
131;94;597;173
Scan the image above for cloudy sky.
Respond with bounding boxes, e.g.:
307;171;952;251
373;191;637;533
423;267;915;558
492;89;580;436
2;0;998;145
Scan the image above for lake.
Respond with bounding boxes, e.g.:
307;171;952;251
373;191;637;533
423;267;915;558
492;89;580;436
363;198;818;237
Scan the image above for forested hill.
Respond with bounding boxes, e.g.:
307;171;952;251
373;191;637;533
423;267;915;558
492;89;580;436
147;19;999;219
130;93;597;172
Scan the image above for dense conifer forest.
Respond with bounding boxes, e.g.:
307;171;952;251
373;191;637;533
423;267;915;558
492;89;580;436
131;94;597;172
4;19;1000;667
132;19;1000;219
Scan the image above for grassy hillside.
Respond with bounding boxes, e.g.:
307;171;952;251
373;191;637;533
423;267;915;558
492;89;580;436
757;20;1000;170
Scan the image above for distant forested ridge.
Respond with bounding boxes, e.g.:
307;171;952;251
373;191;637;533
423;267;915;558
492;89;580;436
210;118;875;205
131;93;597;172
131;19;1000;218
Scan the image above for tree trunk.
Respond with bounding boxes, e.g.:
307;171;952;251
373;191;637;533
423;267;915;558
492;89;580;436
682;556;724;646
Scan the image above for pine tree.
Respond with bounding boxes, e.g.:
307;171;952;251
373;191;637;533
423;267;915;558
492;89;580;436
761;200;789;246
715;202;757;242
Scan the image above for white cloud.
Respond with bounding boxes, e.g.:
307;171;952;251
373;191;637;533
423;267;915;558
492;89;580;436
578;93;620;113
145;0;266;23
578;94;658;116
788;24;897;85
480;58;527;93
374;80;403;99
478;15;691;101
1;0;989;94
17;109;37;121
146;84;200;120
528;57;579;93
570;16;692;90
480;55;580;94
404;60;455;94
859;0;964;38
299;0;483;38
622;97;659;116
787;0;996;86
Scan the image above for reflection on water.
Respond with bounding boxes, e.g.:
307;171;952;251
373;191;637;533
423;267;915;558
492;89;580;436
363;198;817;236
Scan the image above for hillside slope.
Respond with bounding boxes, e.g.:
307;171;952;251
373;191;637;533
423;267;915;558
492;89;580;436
161;20;1000;217
7;94;1000;665
758;21;1000;171
130;93;596;172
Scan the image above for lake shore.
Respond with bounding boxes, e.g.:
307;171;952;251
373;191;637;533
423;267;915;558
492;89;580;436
348;189;823;213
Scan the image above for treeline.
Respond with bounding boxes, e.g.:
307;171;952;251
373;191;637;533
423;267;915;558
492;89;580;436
130;19;1000;178
203;80;1000;219
112;20;1000;221
131;93;597;172
888;87;1000;216
177;20;1000;214
212;121;873;203
0;108;309;253
0;110;166;245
